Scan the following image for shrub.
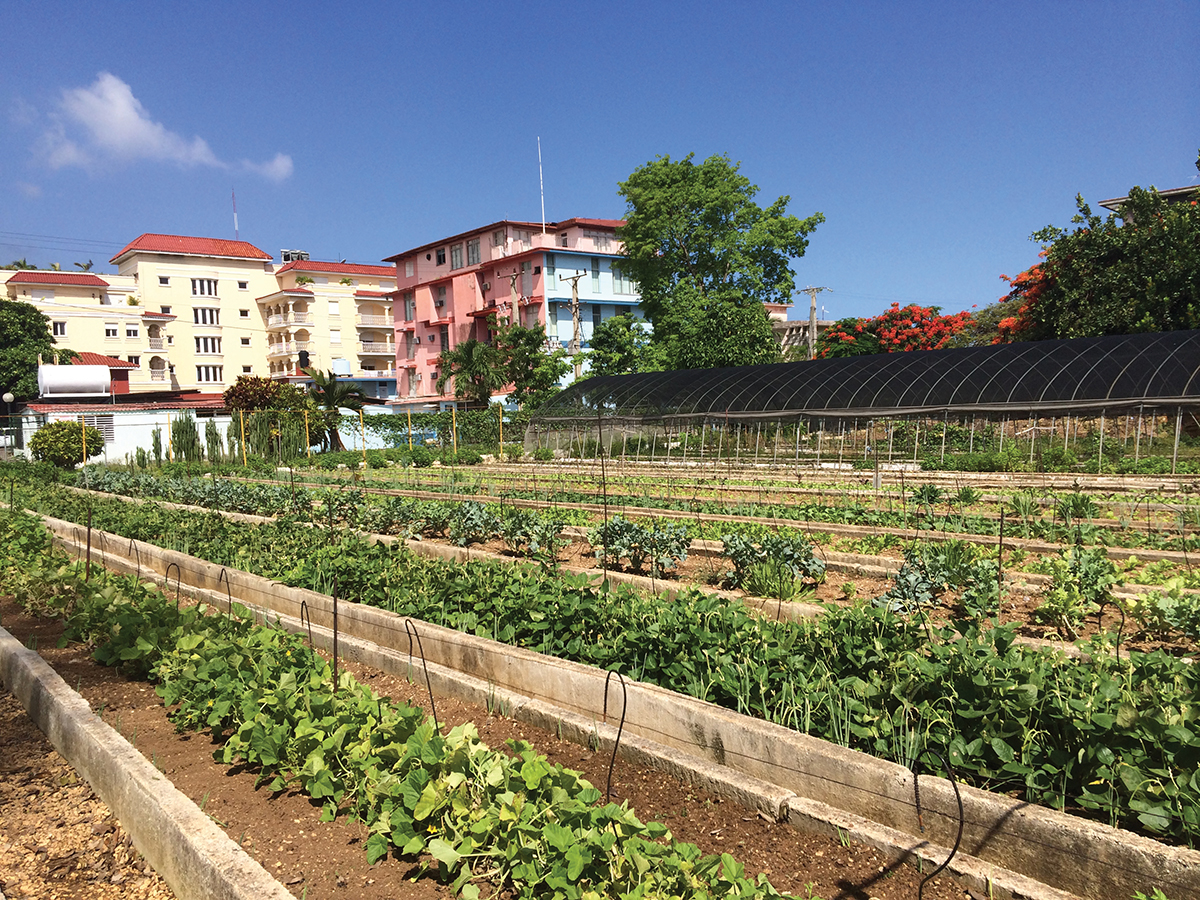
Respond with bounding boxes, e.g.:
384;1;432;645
456;448;483;466
533;446;554;462
409;447;435;468
504;444;525;462
30;420;104;469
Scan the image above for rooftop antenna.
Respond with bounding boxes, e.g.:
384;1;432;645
232;188;239;240
538;137;546;234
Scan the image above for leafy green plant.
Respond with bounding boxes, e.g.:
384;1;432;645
1034;545;1120;640
590;515;688;576
30;420;104;468
722;532;825;589
532;447;554;462
447;501;500;546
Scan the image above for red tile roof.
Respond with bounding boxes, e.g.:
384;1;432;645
110;233;272;264
276;260;396;278
6;270;110;286
71;352;139;369
383;218;625;262
354;289;388;298
555;218;626;229
26;395;227;413
140;311;176;319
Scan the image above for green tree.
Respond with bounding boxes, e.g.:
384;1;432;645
30;419;103;468
437;318;570;409
304;368;366;451
0;299;68;399
436;338;505;406
999;185;1200;341
616;153;824;369
584;314;661;377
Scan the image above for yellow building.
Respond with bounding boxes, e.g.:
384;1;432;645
107;234;279;391
259;258;397;400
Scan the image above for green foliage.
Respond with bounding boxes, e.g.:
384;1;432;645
30;419;104;468
1129;578;1200;642
0;299;66;399
616;153;823;369
170;411;202;462
584;313;661;377
447;500;500;546
436;338;505;406
589;515;688;576
10;487;1200;845
532;446;554;462
1001;185;1200;340
721;531;825;589
204;419;223;464
1034;546;1120;640
304;369;366;452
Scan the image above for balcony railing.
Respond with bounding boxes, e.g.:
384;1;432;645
357;369;397;379
149;370;167;381
359;341;395;354
267;312;313;327
267;340;312;358
148;337;165;350
356;314;394;327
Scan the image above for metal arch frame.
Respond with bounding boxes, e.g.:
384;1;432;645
533;330;1200;426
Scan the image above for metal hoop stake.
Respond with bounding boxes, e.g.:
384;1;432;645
217;568;233;616
127;538;141;579
85;506;93;581
164;562;181;608
404;619;439;732
298;600;314;648
602;670;628;802
911;747;964;900
331;574;339;692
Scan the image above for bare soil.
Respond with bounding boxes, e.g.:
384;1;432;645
0;594;976;900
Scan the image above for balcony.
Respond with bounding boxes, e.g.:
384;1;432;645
356;314;394;327
266;312;313;328
357;369;397;379
359;341;395;355
148;337;166;350
150;370;167;382
267;340;311;358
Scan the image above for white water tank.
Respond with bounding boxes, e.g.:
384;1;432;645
38;365;111;398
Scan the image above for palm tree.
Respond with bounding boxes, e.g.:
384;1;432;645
304;368;366;451
436;338;505;406
74;260;93;271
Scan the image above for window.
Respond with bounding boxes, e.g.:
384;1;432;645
193;307;220;325
328;300;339;316
525;306;539;328
195;336;222;354
126;324;139;339
81;414;115;443
237;281;248;290
403;292;415;321
521;261;532;297
548;304;557;330
435;285;447;309
330;329;341;344
105;323;118;339
592;304;602;330
242;365;252;374
492;229;505;247
545;253;555;293
191;278;217;296
588;231;612;252
591;257;601;292
439;325;449;353
166;336;174;346
404;260;414;277
158;276;170;286
160;305;171;315
239;309;249;318
450;243;464;270
52;321;67;337
466;238;480;266
195;365;224;383
127;355;140;366
436;247;446;266
613;265;635;294
240;337;251;346
559;233;568;247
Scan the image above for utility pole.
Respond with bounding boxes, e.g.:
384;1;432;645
560;271;587;380
799;286;830;360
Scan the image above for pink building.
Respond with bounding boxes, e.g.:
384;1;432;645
384;218;637;409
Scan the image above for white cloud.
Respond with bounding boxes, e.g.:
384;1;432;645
242;152;294;183
38;72;291;181
16;181;42;198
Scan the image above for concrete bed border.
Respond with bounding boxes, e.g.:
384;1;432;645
38;513;1200;900
0;628;291;900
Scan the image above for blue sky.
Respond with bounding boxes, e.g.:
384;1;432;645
3;1;1196;321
